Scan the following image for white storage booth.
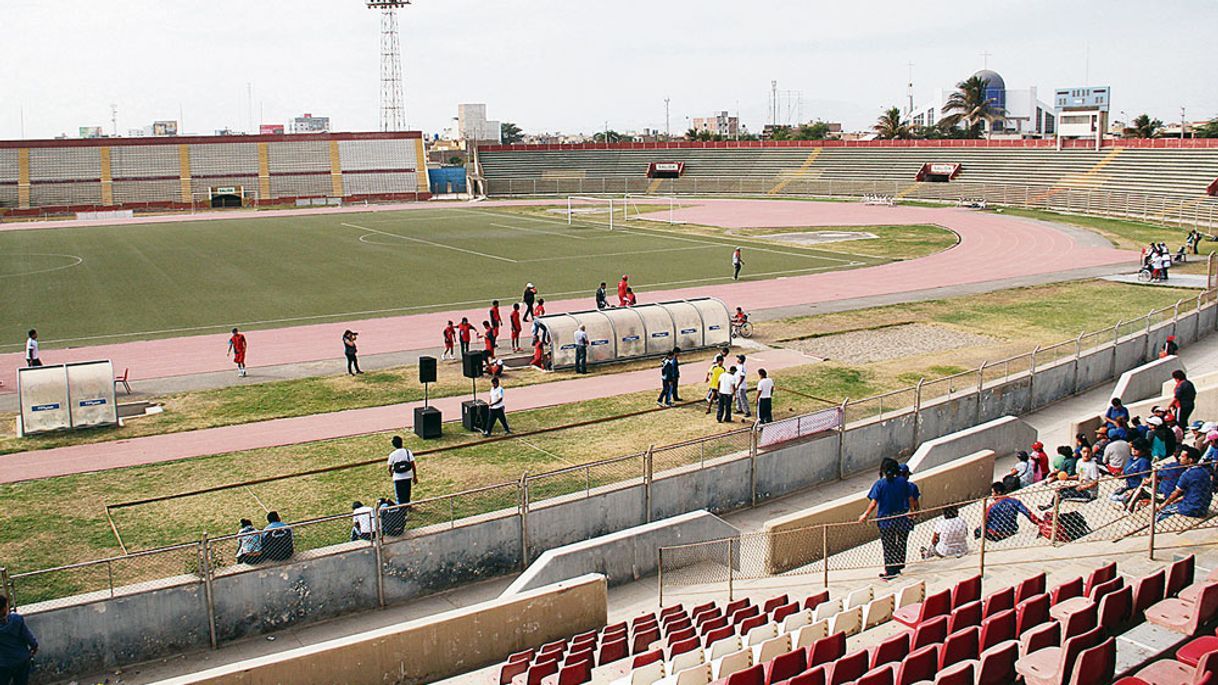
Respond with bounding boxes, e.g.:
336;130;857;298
17;360;119;436
540;298;731;369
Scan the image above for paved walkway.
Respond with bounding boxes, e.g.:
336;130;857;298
0;347;812;484
0;199;1136;393
1103;273;1209;288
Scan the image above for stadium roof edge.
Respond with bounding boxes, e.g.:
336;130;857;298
0;130;423;149
479;138;1218;152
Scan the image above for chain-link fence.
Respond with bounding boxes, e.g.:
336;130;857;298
651;428;753;474
7;542;203;611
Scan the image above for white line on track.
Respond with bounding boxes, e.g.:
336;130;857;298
341;222;518;264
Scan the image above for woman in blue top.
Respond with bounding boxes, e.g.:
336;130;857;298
0;594;38;685
859;458;919;579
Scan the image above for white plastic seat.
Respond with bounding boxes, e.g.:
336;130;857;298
712;649;752;680
753;633;792;665
814;597;843;622
669;647;704;674
863;594;895;629
781;608;813;633
610;659;665;685
896;580;926;609
795;619;829;648
673;663;711;685
845;585;874;610
744;622;778;647
829;606;862;637
706;634;741;661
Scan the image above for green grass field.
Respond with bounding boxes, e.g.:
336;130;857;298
0;206;940;352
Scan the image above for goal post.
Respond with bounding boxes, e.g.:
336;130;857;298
622;193;683;225
565;196;615;230
190;186;261;214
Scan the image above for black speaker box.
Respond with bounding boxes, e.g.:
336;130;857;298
418;356;437;384
413;406;442;439
462;350;485;379
461;400;488;432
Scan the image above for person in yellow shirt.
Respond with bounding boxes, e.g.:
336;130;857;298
705;355;726;415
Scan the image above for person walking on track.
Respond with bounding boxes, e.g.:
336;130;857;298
227;327;248;377
617;275;630;306
442;321;456;360
343;330;362;375
732;247;744;280
522;283;537;321
24;329;41;367
510;304;523;352
458;317;475;356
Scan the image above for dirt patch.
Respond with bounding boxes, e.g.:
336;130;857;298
785;323;1001;365
759;230;878;246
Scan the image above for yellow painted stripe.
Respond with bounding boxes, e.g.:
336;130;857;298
17;148;30;209
178;145;192;203
99;147;114;206
258;142;271;201
329;140;344;197
767;148;822;195
895;182;921;199
1030;147;1124;204
414;138;429;195
646;178;664;194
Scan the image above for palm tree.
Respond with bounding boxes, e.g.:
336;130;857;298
1197;117;1218;139
1128;114;1165;139
873;107;910;140
940;75;1005;138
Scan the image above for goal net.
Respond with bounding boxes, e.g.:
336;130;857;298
622;194;683;225
565;196;615;230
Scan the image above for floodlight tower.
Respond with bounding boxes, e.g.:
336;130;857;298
366;0;410;132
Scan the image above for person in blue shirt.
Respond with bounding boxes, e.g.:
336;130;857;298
235;518;262;565
1157;448;1214;522
1156;450;1190;499
0;594;38;685
1103;398;1130;428
260;511;294;561
982;481;1041;541
859;458;919;580
1111;439;1152;505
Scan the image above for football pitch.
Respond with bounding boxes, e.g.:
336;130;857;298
0;205;887;351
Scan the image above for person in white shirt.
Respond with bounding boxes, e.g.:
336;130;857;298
350;501;375;541
386;435;418;505
573;325;589;374
716;365;737;423
25;329;41;367
923;505;969;558
756;368;775;424
1050;445;1100;506
484;376;512;436
733;354;751;418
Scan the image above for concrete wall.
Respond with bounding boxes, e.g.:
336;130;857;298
763;450;996;574
152;574;609;685
842;413;916;476
754;432;839;503
504;511;739;595
1112;356;1185;403
906;416;1036;473
1069;380;1218;446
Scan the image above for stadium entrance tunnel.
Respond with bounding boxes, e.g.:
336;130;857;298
211;193;243;208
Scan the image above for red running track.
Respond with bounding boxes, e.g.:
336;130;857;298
0;199;1134;392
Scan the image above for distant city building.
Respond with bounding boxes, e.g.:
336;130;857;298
1055;86;1110;149
260;124;286;135
457;104;502;143
692;112;740;137
910;69;1056;137
78;126;104;139
291;113;330;134
152;120;179;137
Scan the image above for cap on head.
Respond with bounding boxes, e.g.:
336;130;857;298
1031;441;1044;450
1147;416;1164;426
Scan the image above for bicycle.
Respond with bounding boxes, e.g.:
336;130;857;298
730;320;753;339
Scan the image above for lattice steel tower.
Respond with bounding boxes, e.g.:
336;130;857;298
367;1;409;131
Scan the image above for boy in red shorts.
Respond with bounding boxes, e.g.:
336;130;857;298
510;304;523;352
227;328;247;377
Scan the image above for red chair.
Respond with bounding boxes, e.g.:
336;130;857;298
940;626;980;669
540;639;567;655
507;649;534;663
691;601;716;619
827;648;868;685
596;638;627;666
696;607;724;628
949;600;982;634
603;621;628;636
632;650;663;669
661;603;686;620
115;367;132;394
807;632;846;668
974;639;1018;685
804;591;830;612
1133;569;1167;620
855;664;896;685
500;658;530;685
526;660;560;685
1176;628;1218;667
572;629;598;643
732;604;761;625
570;636;596;653
726;664;765;685
894;588;952;628
911;615;949;651
669;636;700;659
725;599;751;615
666;627;696;647
1050;577;1084;605
764;594;790;615
704;624;735;646
982;585;1015;621
1017;593;1051;637
1128;643;1218;684
1067;637;1116;685
1016;572;1048;605
1060;602;1098;642
1084;562;1117;597
1145;582;1218;636
632;614;658;631
980;608;1016;652
565;647;594;667
896;644;939;685
700;616;728;637
1015;624;1101;685
771;602;799;625
765;648;807;685
952;575;982;609
631;627;660;655
738;614;766;637
788;667;827;685
870;631;910;669
933;661;974;685
1168;555;1197;598
1021;621;1061;659
1098;585;1134;634
665;617;692;636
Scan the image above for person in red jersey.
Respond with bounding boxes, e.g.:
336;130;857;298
509;304;523;352
617;275;629;306
624;288;637;306
227;328;248;377
489;300;502;339
457;317;475;355
442;321;456;360
482;321;496;354
533;298;547;317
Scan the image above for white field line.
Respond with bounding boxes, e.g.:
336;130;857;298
340;222;518;264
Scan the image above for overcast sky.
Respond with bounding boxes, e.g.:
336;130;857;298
2;0;1215;140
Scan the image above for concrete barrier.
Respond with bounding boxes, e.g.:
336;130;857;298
1069;380;1218;444
764;450;996;574
1162;370;1218;397
1111;356;1184;404
150;574;608;685
906;416;1035;473
503;511;738;596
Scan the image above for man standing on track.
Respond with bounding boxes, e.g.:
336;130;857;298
510;304;523;352
732;247;744;280
24;329;41;367
705;355;726;415
717;365;738;423
489;300;502;340
484;377;512;436
442;321;456;361
522;283;537;321
671;347;683;401
458;317;475;356
227;327;248;377
617;275;630;306
482;320;496;355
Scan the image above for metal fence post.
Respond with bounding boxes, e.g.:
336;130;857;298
657;548;664;609
911;379;924;452
1111;322;1121;379
1144;312;1154;361
727;538;735;601
978;496;989;576
749;430;759;508
837;399;849;480
645;446;655;523
372;507;386;608
198;535;218;650
1073;332;1084;394
1149;468;1158;561
975;362;986;425
821;525;830;590
1049;492;1062;548
518;473;531;569
1028;346;1039;412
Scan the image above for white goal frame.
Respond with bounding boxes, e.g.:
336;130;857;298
622;194;683;225
566;196;615;230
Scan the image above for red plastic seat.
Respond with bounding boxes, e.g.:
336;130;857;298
949;600;982;634
1022;621;1061;658
725;599;751;616
1084;562;1118;597
855;664;895;685
508;649;535;663
665;617;693;636
1098;585;1134;634
980;608;1016;652
1050;577;1084;606
540;639;568;655
603;622;628;636
1133;569;1167;620
803;591;830;612
1015;624;1101;685
691;601;716;619
738;614;767;637
982;586;1015;621
1017;593;1051;637
565;647;594;668
526;660;560;685
669;636;700;658
573;628;598;643
785;669;826;685
596;638;627;666
632;613;658;630
893;588;952;628
975;639;1018;685
1131;645;1218;684
704;624;735;646
771;602;800;625
1067;637;1116;685
952;575;983;609
896;644;939;685
911;614;949;651
666;627;696;647
807;632;847;668
764;594;790;615
1016;572;1048;605
1176;629;1218;667
1145;582;1218;636
870;631;910;669
828;649;868;685
500;658;530;685
697;607;724;628
765;648;807;685
700;616;729;637
933;661;974;685
732;604;761;626
1168;555;1197;598
631;628;660;655
660;603;685;620
726;664;765;685
940;626;980;669
632;650;663;669
1060;602;1098;642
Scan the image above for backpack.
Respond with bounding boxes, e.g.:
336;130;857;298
1038;511;1090;543
1002;474;1022;493
392;453;414;475
262;526;294;560
381;505;407;536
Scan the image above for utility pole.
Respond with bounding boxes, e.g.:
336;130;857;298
981;51;992;69
110;104;118;137
770;80;778;127
906;62;915;117
664;97;670;140
1181;106;1188;139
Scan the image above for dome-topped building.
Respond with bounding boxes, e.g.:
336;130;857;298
907;67;1055;138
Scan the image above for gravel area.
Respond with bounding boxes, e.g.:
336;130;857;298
758;230;877;246
787;323;1000;364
